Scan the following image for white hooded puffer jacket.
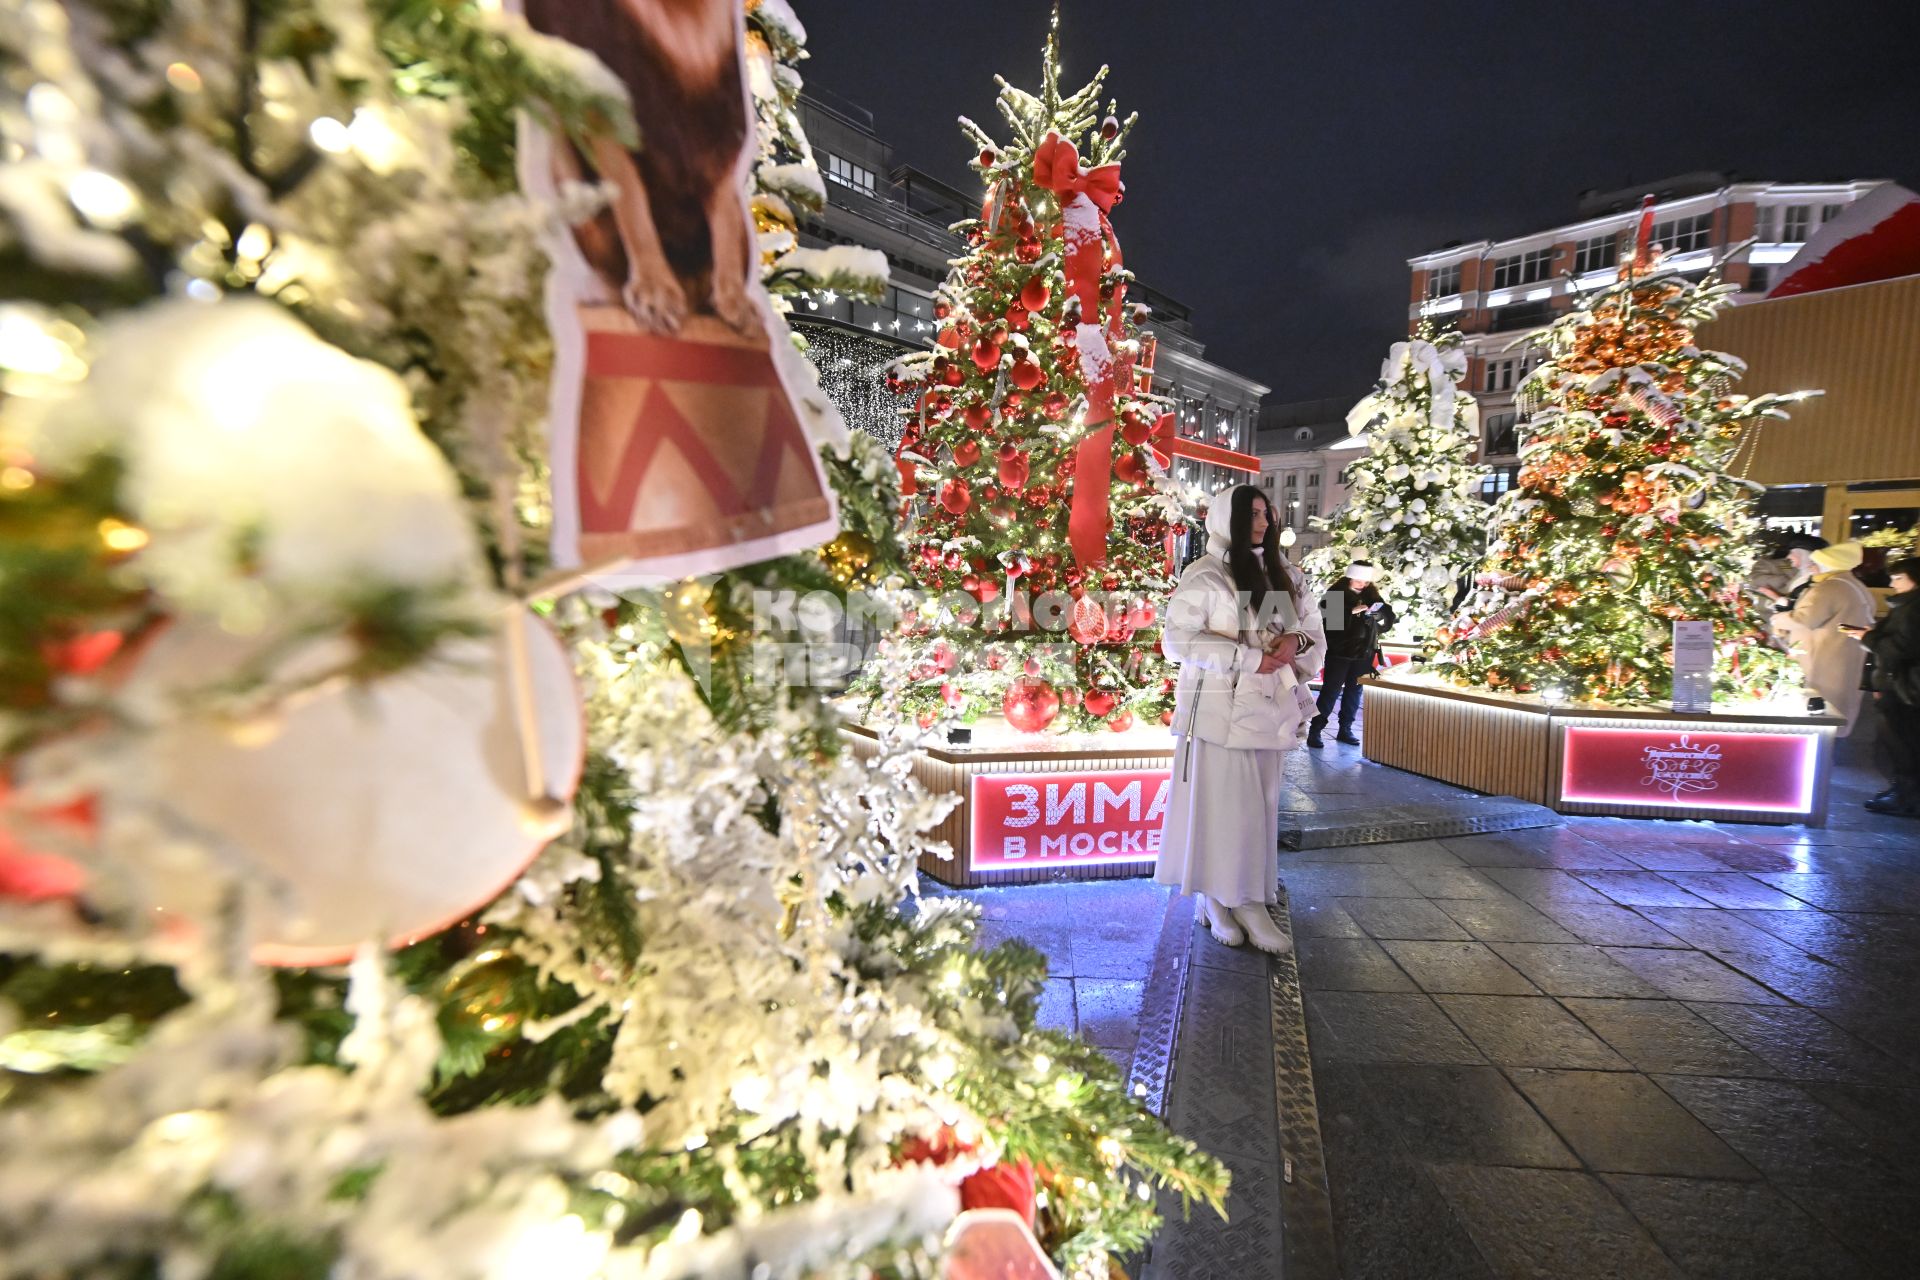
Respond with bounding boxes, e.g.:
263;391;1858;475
1163;499;1325;750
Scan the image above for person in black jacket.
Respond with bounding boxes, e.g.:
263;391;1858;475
1308;562;1396;748
1845;556;1919;817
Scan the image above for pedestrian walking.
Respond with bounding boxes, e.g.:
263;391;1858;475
1156;484;1324;953
1844;556;1920;817
1308;562;1396;749
1772;541;1875;734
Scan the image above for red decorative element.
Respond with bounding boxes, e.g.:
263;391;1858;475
1119;409;1154;446
1113;450;1150;487
952;439;981;467
43;629;125;676
1015;239;1043;264
0;778;90;903
1032;132;1124;217
1004;303;1030;330
931;641;958;673
970;339;1002;374
1631;193;1659;272
1769;185;1920;299
971;768;1169;868
1020;277;1051;312
978;148;996;168
937;326;962;349
1042;391;1071;421
940;478;972;514
1083;688;1117;718
1068;596;1108;645
1146;412;1261;475
1008;358;1044;390
963;402;993;431
1107;710;1135;732
996;450;1031;489
1002;677;1061;734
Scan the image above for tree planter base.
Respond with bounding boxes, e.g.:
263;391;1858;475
842;722;1174;887
1361;676;1842;826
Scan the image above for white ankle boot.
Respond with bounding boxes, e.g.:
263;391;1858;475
1197;894;1245;947
1229;901;1293;955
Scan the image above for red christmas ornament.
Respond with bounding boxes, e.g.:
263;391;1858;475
997;450;1030;489
1042;391;1071;421
1003;677;1060;734
1058;686;1083;708
1069;597;1109;646
931;641;958;673
936;326;962;349
933;299;952;320
970;339;1001;374
1114;451;1151;486
939;478;972;514
1023;657;1043;676
1024;484;1051;508
1107;710;1135;733
952;438;981;467
1119;409;1155;446
1101;114;1121;140
1015;239;1043;264
987;498;1017;526
941;681;963;707
963;402;993;431
941;363;966;388
1083;688;1118;718
979;148;996;167
985;651;1006;670
943;549;964;570
1005;304;1030;330
1008;358;1044;391
971;577;1000;603
1020;277;1051;312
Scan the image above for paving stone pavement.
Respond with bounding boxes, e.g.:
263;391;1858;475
1285;743;1920;1280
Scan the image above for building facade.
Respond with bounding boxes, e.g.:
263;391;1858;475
1252;398;1356;556
1405;175;1888;496
793;90;1267;485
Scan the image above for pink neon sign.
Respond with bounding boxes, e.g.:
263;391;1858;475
971;769;1171;869
1559;725;1818;814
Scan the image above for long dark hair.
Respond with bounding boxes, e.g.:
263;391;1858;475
1225;485;1302;625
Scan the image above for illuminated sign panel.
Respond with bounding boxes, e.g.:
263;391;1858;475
971;769;1172;869
1559;726;1819;815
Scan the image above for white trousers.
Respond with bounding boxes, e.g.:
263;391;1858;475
1153;735;1285;907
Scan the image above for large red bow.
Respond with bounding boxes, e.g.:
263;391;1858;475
1032;132;1123;212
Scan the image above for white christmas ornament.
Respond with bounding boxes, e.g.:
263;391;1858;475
24;298;483;622
109;609;584;966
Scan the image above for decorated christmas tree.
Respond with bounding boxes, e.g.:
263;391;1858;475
1429;204;1807;704
0;3;1224;1276
861;8;1185;736
1302;328;1486;638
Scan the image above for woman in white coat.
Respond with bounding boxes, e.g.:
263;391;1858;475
1155;485;1323;952
1772;541;1876;735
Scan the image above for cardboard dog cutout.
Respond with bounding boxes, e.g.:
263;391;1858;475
515;0;842;585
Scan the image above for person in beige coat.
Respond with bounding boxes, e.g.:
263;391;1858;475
1772;541;1876;734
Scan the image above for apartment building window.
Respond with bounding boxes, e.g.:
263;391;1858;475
1262;474;1273;489
1651;212;1712;255
1574;233;1619;275
1307;473;1320;489
1483;412;1519;458
1425;262;1462;298
1479;466;1518;498
1747;265;1772;294
1780;204;1812;243
1822;203;1843;224
1284;474;1297;489
1491;247;1554;290
1483;357;1520;393
823;152;876;195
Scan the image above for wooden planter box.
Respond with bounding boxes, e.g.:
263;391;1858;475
1361;677;1842;825
842;722;1174;887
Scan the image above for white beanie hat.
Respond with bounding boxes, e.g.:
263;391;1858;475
1345;562;1381;584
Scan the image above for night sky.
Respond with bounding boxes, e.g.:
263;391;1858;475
798;0;1920;403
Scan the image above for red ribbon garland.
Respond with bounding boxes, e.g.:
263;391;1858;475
1031;132;1135;569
